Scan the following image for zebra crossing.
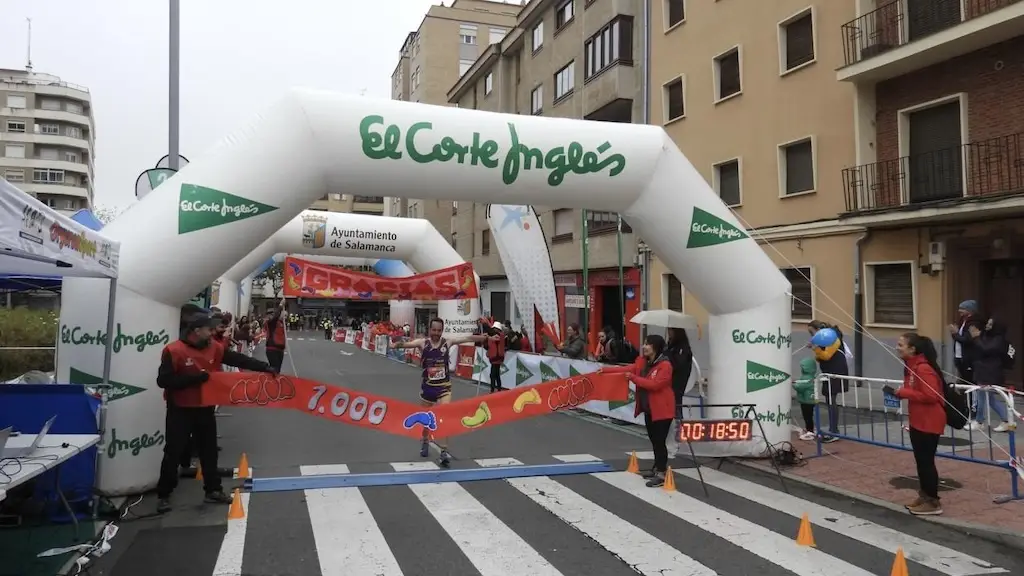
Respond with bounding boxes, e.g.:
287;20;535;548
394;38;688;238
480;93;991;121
211;453;1011;576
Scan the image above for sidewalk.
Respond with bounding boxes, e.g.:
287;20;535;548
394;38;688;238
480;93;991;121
744;430;1024;541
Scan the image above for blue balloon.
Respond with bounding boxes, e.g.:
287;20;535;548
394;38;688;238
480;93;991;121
810;327;838;348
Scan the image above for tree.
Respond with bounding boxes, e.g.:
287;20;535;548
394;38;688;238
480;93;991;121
92;204;131;225
252;262;284;297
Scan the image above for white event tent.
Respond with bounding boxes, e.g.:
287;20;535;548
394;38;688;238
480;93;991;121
0;178;121;385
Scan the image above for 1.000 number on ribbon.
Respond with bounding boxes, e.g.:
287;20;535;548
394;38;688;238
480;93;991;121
307;384;388;426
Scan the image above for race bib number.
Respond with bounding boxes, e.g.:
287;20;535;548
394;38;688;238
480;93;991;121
427;366;447;383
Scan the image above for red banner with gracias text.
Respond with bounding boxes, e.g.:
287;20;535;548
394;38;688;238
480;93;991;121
283;256;478;301
199;371;627;439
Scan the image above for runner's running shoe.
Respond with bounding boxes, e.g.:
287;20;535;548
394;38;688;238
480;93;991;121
420;440;430;458
439;450;452;468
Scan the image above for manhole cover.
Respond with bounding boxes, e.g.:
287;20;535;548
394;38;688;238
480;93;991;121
889;476;962;492
937;436;973;447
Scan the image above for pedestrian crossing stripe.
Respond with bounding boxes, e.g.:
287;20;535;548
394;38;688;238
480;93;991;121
621;452;1005;576
212;454;1009;576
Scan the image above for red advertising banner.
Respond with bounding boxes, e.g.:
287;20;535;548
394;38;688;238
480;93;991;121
283;256;478;301
199;370;628;439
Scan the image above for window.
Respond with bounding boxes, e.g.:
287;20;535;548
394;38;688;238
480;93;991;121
6;95;26;109
459;59;473;76
532;22;544;53
584;16;634;80
39;124;59;135
489;28;507;44
663;76;684;122
33;169;65;184
664;274;683;311
39;148;59;161
412;66;421;88
460;24;478;45
481;229;491;255
867;262;915;326
484;72;494;95
554;61;575;102
714;47;742;101
780;9;815;73
4;169;24;183
6;120;26;132
779;138;815;196
553;208;574;242
4;144;25;159
587;211;632;235
713;159;741;207
63;151;79;163
40;99;61;111
782;267;813;320
556;0;574;30
531;85;543;114
66;102;83;114
66;126;81;139
665;0;685;29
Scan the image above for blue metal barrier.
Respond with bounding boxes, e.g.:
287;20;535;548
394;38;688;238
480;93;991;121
813;374;1020;504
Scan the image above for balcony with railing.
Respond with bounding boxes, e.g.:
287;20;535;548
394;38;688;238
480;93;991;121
841;132;1024;215
839;0;1024;82
352;195;384;204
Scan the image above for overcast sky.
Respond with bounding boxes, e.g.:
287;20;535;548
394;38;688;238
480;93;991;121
0;0;441;209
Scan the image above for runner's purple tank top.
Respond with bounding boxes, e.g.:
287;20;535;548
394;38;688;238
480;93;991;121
421;338;450;385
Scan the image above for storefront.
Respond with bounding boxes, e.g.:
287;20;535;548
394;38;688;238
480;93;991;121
555;268;641;351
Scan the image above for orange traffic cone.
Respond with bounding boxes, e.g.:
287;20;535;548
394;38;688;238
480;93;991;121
662;468;676;491
627;451;639;474
195;466;203;481
227;488;245;520
237;453;250;479
795;513;816;547
890;547;908;576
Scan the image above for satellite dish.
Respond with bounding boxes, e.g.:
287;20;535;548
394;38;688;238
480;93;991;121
135;168;177;199
155;154;190;170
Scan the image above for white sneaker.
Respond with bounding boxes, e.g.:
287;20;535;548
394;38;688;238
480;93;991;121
968;421;983;431
798;431;816;441
993;422;1014;432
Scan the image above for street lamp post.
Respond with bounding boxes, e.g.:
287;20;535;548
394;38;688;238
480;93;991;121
168;0;180;171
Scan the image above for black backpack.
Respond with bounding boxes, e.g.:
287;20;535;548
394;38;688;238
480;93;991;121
617;339;640;364
1004;341;1016;370
943;377;969;430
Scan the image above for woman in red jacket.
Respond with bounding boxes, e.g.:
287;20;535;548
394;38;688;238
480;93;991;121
883;333;946;516
599;334;675;487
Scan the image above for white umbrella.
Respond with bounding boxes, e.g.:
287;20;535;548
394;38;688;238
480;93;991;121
629;309;699;329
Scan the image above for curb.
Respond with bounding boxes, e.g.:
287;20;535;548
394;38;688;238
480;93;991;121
364;345;1024;548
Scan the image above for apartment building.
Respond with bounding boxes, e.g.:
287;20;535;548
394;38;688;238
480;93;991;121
645;0;1024;382
309;193;384;215
388;0;520;262
448;0;644;347
0;68;95;213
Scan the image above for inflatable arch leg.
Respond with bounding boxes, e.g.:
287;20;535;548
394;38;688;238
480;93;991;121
58;92;789;494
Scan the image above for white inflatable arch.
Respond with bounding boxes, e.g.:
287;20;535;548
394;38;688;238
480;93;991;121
57;91;791;494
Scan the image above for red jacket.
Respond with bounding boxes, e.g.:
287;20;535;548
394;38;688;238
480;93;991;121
895;354;946;435
605;356;675;421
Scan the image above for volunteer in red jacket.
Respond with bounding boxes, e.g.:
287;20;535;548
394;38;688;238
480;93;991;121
264;297;287;372
155;307;275;514
883;333;946;516
487;322;506;394
599;334;675;487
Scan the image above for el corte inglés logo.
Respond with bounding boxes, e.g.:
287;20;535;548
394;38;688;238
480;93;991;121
178;184;279;234
515;357;534;385
686;207;747;249
745;360;791;393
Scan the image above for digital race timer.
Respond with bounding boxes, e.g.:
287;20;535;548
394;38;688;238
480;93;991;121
677;419;753;442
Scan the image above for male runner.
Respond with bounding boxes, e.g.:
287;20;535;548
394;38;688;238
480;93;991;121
391;318;487;466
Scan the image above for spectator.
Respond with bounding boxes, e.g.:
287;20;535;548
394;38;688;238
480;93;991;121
558;323;587;359
967;318;1012;432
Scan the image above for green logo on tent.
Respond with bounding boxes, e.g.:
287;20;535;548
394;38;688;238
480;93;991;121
515;357;534;386
686;207;747;248
609;388;636;411
745;360;790;393
539;361;560;382
178;184;278;234
473;350;488;377
70;367;146;402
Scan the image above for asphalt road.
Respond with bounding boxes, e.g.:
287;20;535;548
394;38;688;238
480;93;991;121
87;331;1024;576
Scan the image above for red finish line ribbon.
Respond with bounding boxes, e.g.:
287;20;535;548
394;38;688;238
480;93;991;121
200;371;628;439
283;256;478;301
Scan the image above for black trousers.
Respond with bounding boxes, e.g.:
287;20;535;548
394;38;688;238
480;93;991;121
644;416;673;472
489;363;502;392
324;328;332;340
266;348;284;372
157;404;221;498
908;427;940;499
800;402;816;432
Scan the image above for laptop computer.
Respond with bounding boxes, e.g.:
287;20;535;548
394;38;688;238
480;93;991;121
0;416;56;459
